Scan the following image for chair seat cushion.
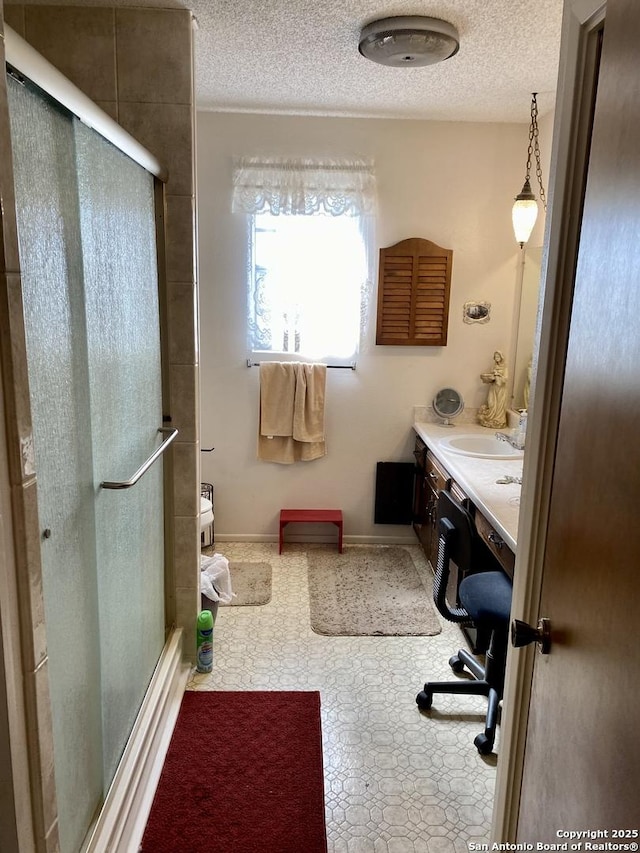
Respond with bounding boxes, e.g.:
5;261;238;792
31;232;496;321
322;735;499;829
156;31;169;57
459;571;512;626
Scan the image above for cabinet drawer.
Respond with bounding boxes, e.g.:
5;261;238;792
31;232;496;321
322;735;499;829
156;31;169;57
449;479;468;506
475;511;516;577
425;451;450;493
413;435;427;467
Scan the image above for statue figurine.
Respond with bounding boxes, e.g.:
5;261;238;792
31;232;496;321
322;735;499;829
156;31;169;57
478;350;508;428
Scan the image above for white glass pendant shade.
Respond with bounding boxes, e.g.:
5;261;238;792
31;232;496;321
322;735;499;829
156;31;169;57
512;178;539;247
359;17;459;67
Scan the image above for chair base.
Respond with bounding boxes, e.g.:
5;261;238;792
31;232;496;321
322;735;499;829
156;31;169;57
416;648;503;755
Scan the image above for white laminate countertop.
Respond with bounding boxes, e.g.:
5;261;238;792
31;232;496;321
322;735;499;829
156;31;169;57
413;422;523;553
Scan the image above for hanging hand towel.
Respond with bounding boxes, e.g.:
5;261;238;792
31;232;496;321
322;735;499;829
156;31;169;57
257;362;327;463
259;362;296;436
293;362;326;443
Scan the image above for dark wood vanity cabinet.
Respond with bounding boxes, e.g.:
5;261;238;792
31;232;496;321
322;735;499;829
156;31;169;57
412;435;450;570
412;433;515;575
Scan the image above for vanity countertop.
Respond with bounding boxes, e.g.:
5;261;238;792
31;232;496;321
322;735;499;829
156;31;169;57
413;421;522;553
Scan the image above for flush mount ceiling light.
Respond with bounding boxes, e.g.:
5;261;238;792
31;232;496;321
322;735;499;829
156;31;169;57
358;16;460;67
512;92;547;248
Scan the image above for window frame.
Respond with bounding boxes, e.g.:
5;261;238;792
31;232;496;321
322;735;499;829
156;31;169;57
246;210;374;365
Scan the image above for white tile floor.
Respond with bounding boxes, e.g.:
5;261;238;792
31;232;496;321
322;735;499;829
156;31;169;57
188;543;497;853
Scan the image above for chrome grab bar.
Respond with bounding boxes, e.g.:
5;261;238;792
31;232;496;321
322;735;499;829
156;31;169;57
100;427;178;490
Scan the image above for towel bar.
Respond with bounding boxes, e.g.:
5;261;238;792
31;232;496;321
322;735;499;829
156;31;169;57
247;359;356;370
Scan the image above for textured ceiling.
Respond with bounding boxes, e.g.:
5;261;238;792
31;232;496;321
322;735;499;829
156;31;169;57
191;0;565;121
9;0;566;121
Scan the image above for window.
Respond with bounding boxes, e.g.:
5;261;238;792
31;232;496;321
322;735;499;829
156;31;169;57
232;157;376;362
250;212;368;359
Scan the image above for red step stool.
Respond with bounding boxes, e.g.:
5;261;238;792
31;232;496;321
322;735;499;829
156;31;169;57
279;509;343;554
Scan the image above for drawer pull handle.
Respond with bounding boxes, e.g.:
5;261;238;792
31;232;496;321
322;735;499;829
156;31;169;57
487;531;504;549
428;471;438;481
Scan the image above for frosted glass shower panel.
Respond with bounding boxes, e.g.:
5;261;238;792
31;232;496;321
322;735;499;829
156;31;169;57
74;121;165;788
7;75;103;853
8;70;166;848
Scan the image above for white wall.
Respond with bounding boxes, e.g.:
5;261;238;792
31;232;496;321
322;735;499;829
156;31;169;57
197;112;530;543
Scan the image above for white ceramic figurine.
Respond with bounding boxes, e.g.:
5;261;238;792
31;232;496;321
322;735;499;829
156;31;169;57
478;350;508;428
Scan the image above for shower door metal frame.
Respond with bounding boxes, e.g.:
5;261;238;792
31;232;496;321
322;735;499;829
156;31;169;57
4;26;168;182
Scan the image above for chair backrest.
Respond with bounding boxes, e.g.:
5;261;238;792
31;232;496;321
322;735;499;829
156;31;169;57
440;491;477;569
432;490;480;624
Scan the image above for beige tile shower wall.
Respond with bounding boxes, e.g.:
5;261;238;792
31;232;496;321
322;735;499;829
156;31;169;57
4;4;201;659
112;7;200;660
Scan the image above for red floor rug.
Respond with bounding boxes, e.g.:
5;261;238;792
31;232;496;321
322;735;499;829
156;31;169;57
141;690;327;853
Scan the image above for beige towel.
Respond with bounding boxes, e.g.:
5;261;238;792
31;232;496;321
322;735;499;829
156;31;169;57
258;362;327;463
293;363;326;442
259;362;296;436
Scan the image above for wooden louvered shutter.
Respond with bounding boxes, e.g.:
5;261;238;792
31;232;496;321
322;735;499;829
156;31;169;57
375;237;453;346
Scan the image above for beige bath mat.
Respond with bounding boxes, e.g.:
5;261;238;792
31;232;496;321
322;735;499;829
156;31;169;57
223;562;272;607
307;547;441;636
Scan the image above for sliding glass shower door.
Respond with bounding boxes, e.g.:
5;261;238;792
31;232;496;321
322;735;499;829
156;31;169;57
8;76;166;852
74;119;165;791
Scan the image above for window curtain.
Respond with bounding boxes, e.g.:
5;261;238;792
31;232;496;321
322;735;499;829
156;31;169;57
232;156;377;217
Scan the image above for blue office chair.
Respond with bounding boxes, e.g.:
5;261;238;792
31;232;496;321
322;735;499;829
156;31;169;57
417;490;513;755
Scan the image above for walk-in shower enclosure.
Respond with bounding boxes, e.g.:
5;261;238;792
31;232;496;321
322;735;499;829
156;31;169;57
0;11;199;852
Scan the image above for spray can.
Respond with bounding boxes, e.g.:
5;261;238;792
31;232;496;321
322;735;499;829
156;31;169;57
196;609;214;673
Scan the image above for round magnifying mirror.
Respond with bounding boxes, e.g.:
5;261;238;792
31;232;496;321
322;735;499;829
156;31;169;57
433;388;464;426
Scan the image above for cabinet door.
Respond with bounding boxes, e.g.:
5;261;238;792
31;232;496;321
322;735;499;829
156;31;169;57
376;238;453;346
414;472;433;544
426;485;440;570
412;467;426;525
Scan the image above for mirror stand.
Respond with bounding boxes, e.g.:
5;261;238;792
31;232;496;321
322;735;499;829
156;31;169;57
433;388;464;426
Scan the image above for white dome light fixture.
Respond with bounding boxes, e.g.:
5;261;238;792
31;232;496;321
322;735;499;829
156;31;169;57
358;16;460;67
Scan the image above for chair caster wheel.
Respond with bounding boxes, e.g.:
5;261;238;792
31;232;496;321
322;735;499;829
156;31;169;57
449;654;465;673
416;690;433;710
474;733;494;755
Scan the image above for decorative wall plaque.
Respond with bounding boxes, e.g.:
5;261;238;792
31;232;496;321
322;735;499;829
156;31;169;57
463;301;491;324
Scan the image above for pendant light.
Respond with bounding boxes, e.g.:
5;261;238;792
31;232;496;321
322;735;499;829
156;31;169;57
512;93;547;248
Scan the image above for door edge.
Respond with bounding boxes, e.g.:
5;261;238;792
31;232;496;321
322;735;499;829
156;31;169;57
491;0;606;841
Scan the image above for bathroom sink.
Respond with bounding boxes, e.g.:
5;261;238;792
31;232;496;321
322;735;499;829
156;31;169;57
438;434;524;459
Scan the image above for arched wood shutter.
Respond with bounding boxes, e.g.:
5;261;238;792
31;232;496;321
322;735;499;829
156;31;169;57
375;237;453;346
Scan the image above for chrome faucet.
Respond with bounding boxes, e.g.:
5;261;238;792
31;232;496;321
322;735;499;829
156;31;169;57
495;411;527;450
495;430;525;450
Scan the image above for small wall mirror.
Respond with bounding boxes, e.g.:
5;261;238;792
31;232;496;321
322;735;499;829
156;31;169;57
433;388;464;425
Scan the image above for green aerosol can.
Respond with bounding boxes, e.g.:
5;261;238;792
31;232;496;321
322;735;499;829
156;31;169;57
196;609;214;673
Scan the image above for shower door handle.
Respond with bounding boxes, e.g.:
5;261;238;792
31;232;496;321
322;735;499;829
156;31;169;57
101;427;178;490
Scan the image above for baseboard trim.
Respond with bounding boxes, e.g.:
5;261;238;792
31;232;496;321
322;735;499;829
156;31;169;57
214;533;418;546
84;627;190;853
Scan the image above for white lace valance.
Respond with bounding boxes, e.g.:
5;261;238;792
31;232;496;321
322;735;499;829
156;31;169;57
232;156;377;217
